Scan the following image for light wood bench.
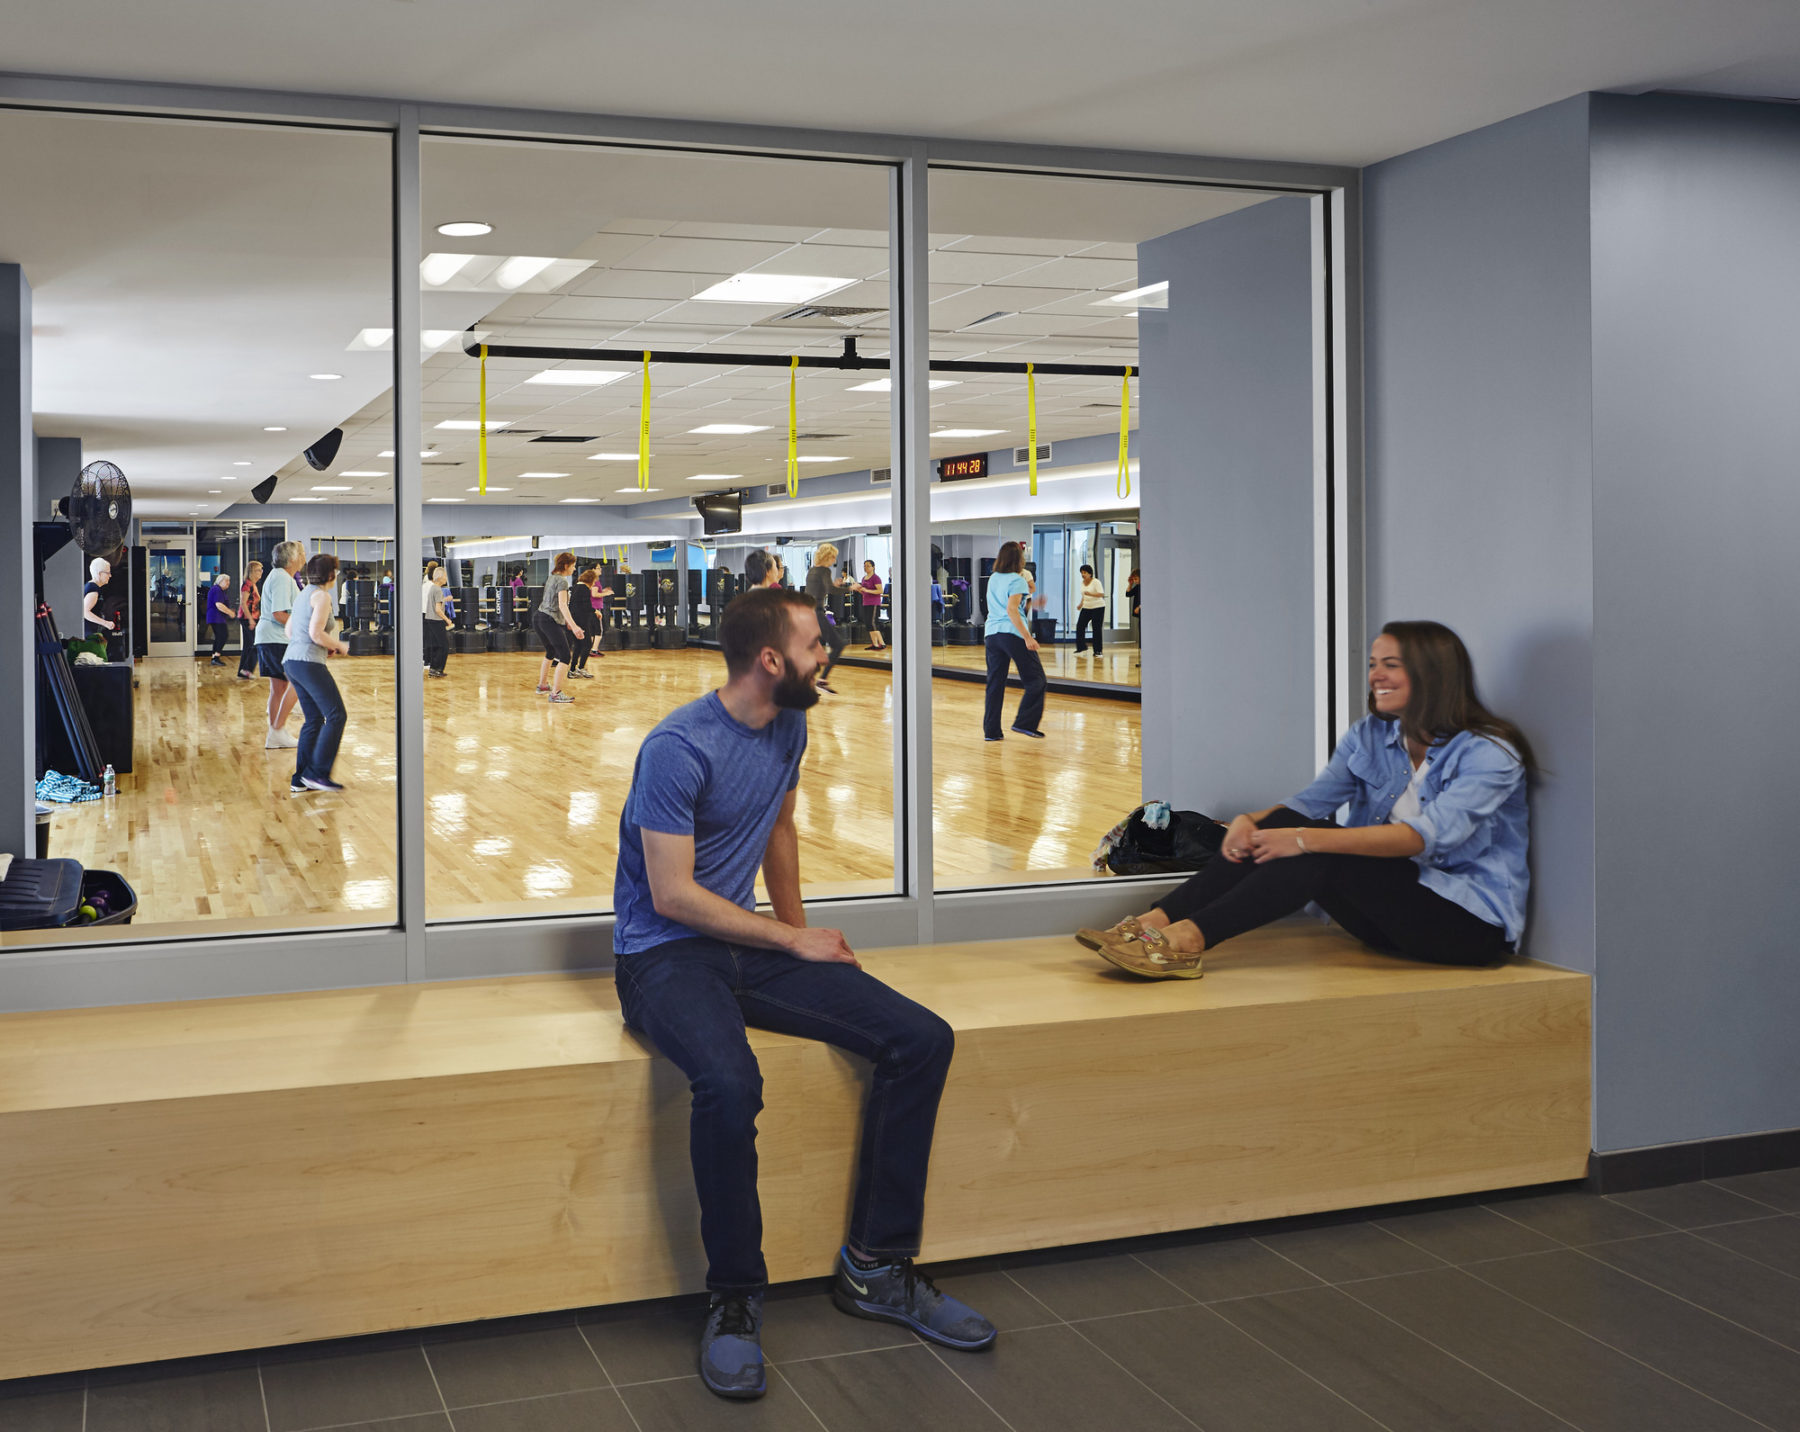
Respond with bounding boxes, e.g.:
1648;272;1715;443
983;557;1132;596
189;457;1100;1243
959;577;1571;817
0;925;1590;1379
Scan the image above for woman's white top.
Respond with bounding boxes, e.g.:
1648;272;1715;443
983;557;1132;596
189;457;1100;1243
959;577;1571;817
1079;577;1106;609
1388;748;1433;827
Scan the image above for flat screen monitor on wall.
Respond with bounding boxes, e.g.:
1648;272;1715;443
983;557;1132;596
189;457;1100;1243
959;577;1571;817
694;491;742;535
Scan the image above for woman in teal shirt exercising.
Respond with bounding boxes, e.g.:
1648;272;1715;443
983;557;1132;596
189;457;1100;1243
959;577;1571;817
983;541;1048;741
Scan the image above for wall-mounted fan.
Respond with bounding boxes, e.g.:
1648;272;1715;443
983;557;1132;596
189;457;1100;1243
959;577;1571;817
69;460;133;555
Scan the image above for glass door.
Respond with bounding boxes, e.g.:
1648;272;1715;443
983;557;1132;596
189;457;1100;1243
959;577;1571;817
144;538;195;657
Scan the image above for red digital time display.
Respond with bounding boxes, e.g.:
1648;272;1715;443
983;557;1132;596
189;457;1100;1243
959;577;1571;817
937;453;989;482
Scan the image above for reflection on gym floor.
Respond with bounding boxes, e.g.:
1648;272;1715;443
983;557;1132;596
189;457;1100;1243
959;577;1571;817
852;642;1141;690
31;649;1142;935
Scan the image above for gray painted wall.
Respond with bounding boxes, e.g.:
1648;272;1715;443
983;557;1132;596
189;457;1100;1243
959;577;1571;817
1138;195;1320;813
1365;91;1800;1152
2;267;33;855
1587;93;1800;1149
35;436;83;633
1363;95;1596;974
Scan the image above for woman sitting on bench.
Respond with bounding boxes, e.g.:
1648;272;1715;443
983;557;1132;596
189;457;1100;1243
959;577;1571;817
1080;620;1532;979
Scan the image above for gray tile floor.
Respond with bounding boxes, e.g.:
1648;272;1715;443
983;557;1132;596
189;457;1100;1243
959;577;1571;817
5;1171;1798;1432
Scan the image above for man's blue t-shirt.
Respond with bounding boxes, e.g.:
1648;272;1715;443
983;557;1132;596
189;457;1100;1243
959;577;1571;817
613;692;808;954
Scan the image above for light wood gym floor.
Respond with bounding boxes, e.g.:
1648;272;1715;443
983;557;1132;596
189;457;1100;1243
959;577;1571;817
853;639;1141;689
23;648;1142;940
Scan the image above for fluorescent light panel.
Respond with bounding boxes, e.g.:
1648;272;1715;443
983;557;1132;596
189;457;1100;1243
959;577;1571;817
692;273;855;305
687;474;742;481
467;486;511;493
848;377;958;392
589;452;645;461
933;428;1006;438
1094;281;1168;309
689;424;768;435
340;470;387;477
526;369;630;386
616;487;663;494
420;252;474;286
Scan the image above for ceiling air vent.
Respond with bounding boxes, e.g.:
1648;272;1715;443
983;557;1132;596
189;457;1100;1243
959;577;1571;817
1013;443;1052;466
870;468;891;486
961;311;1013;330
795;433;848;442
767;304;886;326
765;484;790;498
529;434;597;443
423;460;462;467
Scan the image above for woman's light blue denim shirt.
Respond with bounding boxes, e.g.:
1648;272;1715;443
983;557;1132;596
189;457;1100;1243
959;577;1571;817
1285;715;1530;945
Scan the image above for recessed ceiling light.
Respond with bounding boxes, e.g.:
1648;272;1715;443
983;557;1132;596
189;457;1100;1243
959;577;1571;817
526;369;629;387
378;450;395;458
220;475;237;481
1094;281;1168;308
427;497;465;503
340;470;388;478
436;419;511;430
692;274;855;305
616;487;663;494
310;373;342;381
234;461;251;466
264;426;288;432
422;330;460;351
356;327;394;348
467;486;512;493
437;220;493;238
689;424;769;435
518;471;569;478
796;455;850;463
933;428;1006;438
588;452;646;461
687;474;743;481
495;255;556;291
208;489;221;494
848;377;959;393
420;252;474;287
312;485;353;492
289;496;325;503
559;497;600;504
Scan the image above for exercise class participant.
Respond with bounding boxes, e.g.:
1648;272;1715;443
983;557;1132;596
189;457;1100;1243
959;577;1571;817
257;542;306;749
423;565;452;678
236;560;263;680
983;540;1046;741
567;567;600;677
1079;620;1532;979
1073;563;1106;655
612;588;996;1400
804;542;849;693
204;571;234;666
743;548;782;589
858;558;887;650
532;551;585;704
282;553;351;793
82;557;116;644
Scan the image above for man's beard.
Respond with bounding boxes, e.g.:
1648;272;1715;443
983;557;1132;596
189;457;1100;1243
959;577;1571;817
772;663;820;710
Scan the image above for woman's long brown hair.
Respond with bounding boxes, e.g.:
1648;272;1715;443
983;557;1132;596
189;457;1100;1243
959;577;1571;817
1371;620;1537;772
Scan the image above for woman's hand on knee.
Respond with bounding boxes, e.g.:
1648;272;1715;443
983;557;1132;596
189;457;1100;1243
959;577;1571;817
1222;814;1259;862
1249;826;1309;863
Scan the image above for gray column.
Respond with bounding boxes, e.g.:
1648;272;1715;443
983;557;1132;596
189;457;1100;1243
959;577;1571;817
1;267;33;856
35;436;83;632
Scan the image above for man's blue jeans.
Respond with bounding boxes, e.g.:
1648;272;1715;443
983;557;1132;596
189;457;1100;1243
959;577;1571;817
614;937;955;1293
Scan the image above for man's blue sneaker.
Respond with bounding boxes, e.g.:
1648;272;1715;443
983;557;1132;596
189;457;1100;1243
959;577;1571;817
831;1248;998;1351
698;1292;766;1400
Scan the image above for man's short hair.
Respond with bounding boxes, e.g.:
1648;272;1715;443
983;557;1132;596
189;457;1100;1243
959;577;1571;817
720;587;815;676
89;557;110;578
743;548;773;586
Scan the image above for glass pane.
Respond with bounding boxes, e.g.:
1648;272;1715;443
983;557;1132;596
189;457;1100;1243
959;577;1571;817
413;136;896;923
927;168;1319;890
147;550;188;646
2;107;396;946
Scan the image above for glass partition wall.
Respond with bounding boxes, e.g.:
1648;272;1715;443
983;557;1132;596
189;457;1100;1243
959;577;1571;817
0;86;1350;996
1;106;398;946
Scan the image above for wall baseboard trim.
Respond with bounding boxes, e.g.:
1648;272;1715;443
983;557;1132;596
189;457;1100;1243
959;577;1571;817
1588;1126;1800;1194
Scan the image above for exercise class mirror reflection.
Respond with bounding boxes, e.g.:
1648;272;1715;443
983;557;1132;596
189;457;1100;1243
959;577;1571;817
2;106;398;945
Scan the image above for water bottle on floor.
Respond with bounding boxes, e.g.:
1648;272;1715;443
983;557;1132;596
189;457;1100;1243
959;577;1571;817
102;764;116;799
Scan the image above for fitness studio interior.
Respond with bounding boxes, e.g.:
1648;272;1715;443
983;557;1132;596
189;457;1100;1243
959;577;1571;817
6;11;1800;1431
6;123;1321;934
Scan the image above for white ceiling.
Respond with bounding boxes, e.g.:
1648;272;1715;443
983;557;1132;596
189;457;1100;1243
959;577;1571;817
2;0;1798;166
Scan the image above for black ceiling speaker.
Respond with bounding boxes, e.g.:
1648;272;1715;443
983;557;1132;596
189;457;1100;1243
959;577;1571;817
303;428;344;472
251;475;279;505
68;460;133;555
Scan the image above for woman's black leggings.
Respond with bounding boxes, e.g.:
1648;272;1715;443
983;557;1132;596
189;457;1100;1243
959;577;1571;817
1159;808;1511;967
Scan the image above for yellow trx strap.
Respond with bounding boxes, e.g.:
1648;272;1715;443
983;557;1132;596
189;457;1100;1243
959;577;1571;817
477;344;489;495
1117;365;1133;499
1027;362;1038;497
787;356;800;498
638;352;652;492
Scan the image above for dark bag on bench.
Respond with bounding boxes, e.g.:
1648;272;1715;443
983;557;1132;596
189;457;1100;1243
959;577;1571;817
1096;803;1227;876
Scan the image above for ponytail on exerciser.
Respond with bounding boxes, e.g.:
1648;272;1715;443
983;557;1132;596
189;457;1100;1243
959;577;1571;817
1372;620;1536;772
